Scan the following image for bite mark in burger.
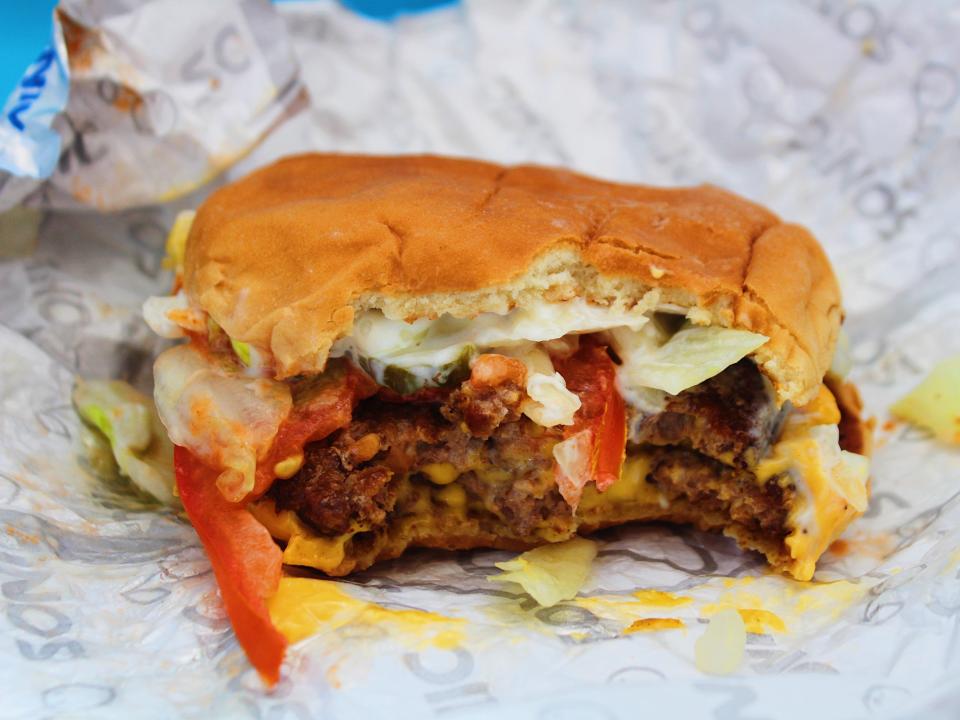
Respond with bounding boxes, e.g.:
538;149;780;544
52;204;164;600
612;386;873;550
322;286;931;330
144;154;871;682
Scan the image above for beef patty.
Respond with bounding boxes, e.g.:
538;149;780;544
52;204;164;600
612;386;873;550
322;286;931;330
630;358;786;467
269;358;790;544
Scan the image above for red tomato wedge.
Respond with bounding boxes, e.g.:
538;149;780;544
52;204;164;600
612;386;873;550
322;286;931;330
555;343;628;505
175;360;378;683
251;361;378;497
175;446;287;685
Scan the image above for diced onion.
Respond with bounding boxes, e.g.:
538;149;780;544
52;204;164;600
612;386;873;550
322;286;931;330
695;607;746;675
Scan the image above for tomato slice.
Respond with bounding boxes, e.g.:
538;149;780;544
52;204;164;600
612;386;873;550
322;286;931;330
175;446;287;685
175;360;378;683
251;361;378;497
555;343;628;502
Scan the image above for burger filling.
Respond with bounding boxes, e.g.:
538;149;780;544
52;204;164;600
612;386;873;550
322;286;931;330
151;294;868;581
262;357;791;564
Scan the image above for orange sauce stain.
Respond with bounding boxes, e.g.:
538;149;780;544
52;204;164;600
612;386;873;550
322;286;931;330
881;419;898;432
623;618;685;634
58;11;97;71
325;661;342;689
829;539;849;556
111;85;143;112
5;525;39;544
828;532;894;560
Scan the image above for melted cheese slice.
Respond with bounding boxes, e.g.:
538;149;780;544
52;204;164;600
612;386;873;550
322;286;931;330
756;385;869;581
250;499;351;572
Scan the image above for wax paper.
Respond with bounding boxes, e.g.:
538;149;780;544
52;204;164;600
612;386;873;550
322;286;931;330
2;1;960;718
0;0;305;211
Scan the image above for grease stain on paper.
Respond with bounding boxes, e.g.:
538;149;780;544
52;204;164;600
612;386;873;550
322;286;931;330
827;531;895;561
574;588;692;622
269;577;465;648
564;575;868;642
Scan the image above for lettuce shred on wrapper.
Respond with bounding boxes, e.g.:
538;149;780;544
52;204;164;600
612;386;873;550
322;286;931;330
489;537;597;607
890;356;960;445
72;379;177;506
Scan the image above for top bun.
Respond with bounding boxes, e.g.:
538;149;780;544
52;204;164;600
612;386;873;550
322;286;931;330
184;153;841;405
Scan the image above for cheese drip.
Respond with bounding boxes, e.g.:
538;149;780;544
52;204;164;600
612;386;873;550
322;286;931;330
757;385;869;581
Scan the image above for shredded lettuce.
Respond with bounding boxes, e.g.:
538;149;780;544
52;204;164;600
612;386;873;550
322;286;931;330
73;379;177;505
230;338;252;366
489;537;597;607
890;355;960;444
617;324;769;396
333;300;650;373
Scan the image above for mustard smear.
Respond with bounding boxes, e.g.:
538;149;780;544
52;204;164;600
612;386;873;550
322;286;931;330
268;578;464;648
623;618;685;634
632;590;693;608
574;589;692;624
738;609;787;634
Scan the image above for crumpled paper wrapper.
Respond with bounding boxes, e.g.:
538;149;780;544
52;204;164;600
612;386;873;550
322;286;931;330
0;0;305;211
3;1;960;718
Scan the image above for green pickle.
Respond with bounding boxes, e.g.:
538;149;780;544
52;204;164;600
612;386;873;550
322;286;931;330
364;345;475;395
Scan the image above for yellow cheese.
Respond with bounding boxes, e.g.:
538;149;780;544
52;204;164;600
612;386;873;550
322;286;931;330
797;384;842;426
435;483;468;513
249;499;303;542
250;499;353;572
284;534;349;573
273;453;304;479
578;453;657;513
624;618;685;634
632;589;692;607
419;462;459;485
268;577;464;647
756;384;868;581
475;467;512;484
737;608;786;634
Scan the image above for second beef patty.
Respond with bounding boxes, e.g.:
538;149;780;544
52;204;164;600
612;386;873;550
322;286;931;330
268;357;792;545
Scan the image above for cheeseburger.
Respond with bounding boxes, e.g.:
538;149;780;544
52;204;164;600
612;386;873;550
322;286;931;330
144;154;870;681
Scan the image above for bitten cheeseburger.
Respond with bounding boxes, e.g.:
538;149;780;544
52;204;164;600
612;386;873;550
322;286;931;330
144;154;870;682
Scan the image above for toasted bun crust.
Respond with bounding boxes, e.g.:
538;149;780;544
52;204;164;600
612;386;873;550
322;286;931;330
185;154;841;404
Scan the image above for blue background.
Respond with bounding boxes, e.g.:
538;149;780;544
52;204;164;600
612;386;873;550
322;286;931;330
0;1;58;100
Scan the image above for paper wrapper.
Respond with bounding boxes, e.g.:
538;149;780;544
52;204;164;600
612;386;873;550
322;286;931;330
0;0;304;211
3;1;960;717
